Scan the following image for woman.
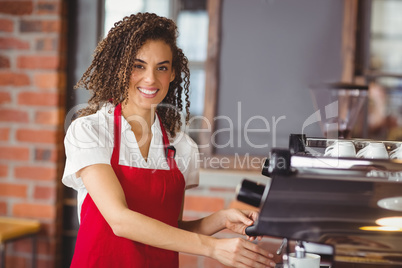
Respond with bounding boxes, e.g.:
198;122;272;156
62;12;276;267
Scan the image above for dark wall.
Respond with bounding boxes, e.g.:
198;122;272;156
215;0;344;156
63;0;104;266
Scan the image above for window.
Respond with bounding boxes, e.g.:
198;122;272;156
354;0;402;140
104;0;170;35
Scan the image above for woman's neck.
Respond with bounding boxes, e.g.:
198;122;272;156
121;103;155;134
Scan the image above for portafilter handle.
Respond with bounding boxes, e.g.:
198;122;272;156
236;179;266;208
244;225;259;237
236;179;266;237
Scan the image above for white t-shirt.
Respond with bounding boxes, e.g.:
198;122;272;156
62;103;200;222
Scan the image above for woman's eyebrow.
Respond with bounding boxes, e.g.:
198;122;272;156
134;59;170;65
157;60;170;65
134;58;146;64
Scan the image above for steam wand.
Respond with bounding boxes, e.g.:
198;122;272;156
276;238;289;268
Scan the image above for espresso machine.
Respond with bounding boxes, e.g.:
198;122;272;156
237;143;402;267
236;84;402;267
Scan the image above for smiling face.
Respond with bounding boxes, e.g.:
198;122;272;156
124;39;175;115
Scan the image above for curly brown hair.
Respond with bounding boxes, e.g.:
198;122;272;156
75;12;190;138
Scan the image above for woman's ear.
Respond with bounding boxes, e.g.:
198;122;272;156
170;70;175;83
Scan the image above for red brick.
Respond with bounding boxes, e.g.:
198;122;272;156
0;164;8;177
0;108;29;123
34;148;58;162
0;55;10;68
20;19;61;33
34;186;56;200
16;128;58;144
14;237;56;256
37;258;55;268
37;1;60;15
35;110;60;125
0;128;10;141
34;72;58;90
17;55;59;69
12;239;32;254
5;255;28;268
229;200;259;212
0;37;30;49
184;196;225;212
0;18;13;32
18;91;59;106
0;201;6;215
0;72;30;86
35;37;57;51
0;183;27;198
0;91;11;104
14;165;56;181
0;146;30;161
0;1;33;15
13;202;56;219
38;238;57;257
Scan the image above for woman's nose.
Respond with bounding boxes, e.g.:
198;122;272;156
144;68;156;83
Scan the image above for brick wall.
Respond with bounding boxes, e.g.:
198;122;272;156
0;0;67;267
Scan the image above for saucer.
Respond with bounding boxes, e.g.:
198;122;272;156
377;197;402;212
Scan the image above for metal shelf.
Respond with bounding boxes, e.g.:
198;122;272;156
306;137;402;152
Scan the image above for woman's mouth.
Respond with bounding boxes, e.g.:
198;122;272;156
138;87;158;98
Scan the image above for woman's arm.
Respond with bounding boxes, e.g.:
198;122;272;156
178;208;257;237
78;164;276;267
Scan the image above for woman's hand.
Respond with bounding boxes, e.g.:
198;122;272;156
223;209;263;241
211;237;276;268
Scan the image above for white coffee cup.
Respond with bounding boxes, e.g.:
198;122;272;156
389;145;402;159
324;141;356;157
389;172;402;182
288;253;320;268
356;142;389;159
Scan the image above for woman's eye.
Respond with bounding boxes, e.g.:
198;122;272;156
158;66;168;71
134;65;144;69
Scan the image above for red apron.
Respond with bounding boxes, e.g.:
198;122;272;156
71;104;185;267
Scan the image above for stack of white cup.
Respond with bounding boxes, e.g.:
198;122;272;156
356;142;389;159
288;253;321;268
324;141;356;158
323;141;402;159
389;144;402;159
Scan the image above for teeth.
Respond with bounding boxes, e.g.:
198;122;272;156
138;87;157;95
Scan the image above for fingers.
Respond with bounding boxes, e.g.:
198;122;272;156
225;209;264;242
239;209;259;221
234;209;254;226
240;210;261;241
248;210;259;221
213;238;276;268
243;239;273;259
234;253;276;268
246;235;263;241
238;239;276;267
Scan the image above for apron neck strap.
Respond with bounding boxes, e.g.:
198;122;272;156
156;113;178;170
112;103;122;166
